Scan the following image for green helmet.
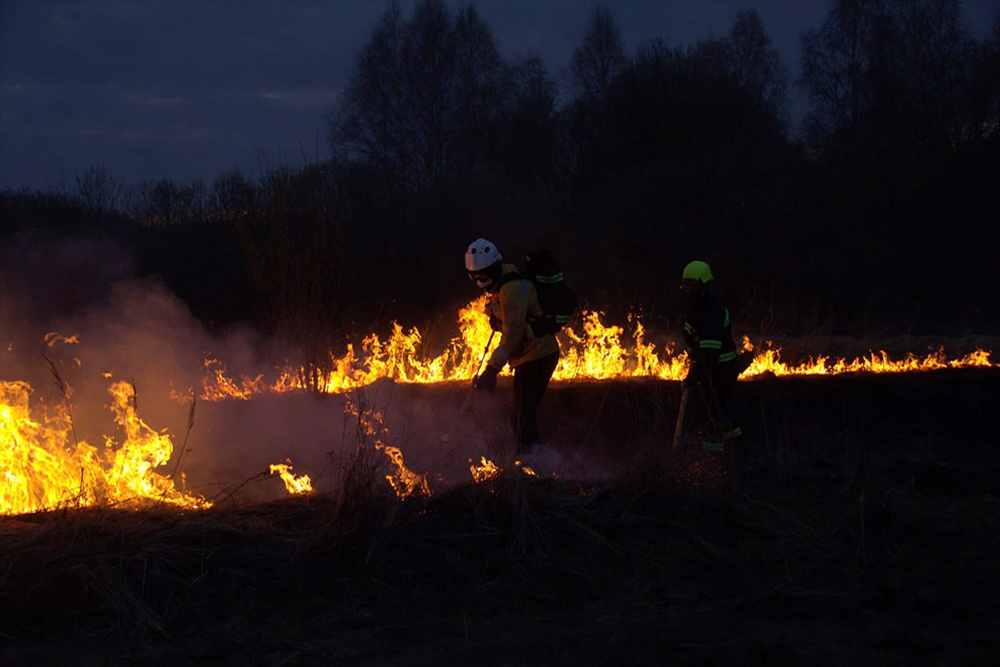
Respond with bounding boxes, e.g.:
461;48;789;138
682;260;714;284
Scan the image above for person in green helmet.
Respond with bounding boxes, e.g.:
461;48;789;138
679;260;742;469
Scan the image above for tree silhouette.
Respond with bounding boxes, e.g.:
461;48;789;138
726;8;789;124
329;2;407;187
328;0;511;190
75;163;124;215
800;0;878;145
569;5;626;102
210;168;258;224
489;56;559;186
800;0;976;151
124;179;205;225
963;17;1000;145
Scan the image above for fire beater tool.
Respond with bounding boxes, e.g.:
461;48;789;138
433;332;496;468
461;331;496;414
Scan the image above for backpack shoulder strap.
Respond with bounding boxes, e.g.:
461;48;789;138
496;271;524;289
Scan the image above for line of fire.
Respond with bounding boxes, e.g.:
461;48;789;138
2;294;995;516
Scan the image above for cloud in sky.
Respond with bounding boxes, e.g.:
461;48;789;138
1;0;995;190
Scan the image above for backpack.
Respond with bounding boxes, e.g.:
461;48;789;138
524;249;578;336
492;250;578;336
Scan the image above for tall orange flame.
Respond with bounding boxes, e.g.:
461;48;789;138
1;380;208;515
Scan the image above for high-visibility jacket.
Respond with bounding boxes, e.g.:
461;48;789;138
682;290;737;383
487;264;559;370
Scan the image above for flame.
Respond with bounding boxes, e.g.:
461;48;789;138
469;456;539;482
518;461;539;477
0;380;208;515
381;443;432;498
740;339;994;376
269;461;313;495
199;358;265;401
191;298;996;401
270;297;497;396
43;332;80;347
346;397;431;499
470;456;502;482
6;296;994;514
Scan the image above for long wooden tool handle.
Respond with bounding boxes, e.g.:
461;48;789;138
672;387;691;453
473;331;496;379
461;331;497;415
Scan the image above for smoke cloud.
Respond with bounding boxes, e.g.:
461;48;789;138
1;235;615;505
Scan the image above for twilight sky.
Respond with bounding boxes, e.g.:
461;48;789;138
1;0;995;191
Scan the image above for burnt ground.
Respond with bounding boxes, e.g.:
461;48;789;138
1;369;999;665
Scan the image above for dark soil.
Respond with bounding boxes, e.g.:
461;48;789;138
1;369;998;665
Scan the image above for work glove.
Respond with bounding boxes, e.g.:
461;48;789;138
489;312;502;332
473;365;499;392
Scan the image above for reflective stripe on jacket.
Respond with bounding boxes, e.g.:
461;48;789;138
682;290;737;380
487;264;559;369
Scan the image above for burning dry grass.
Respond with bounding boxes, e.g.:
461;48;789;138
0;379;207;515
1;456;998;663
3;365;999;661
180;297;999;402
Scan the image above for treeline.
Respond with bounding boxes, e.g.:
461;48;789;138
2;0;998;346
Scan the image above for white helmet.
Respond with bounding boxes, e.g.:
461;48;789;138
465;238;502;272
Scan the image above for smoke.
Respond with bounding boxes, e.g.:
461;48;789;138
521;444;617;482
1;235;616;505
1;235;291;500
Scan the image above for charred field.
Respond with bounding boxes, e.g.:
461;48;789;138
2;369;998;665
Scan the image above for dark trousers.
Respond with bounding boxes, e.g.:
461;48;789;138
689;364;741;477
692;364;740;441
512;352;559;452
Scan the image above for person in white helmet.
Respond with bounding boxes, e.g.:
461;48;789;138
465;238;560;452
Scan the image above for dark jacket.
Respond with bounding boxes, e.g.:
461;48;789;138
682;289;737;384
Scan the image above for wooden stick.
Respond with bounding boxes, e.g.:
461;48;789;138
672;387;691;454
461;331;496;415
